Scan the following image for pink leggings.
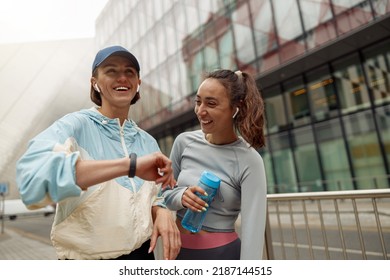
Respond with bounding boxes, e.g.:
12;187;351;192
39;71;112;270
177;232;241;260
181;232;239;249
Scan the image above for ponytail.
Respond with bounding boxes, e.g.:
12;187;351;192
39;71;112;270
236;72;265;149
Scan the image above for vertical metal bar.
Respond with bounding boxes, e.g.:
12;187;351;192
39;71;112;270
317;200;330;259
288;201;300;259
276;201;287;259
334;199;348;259
337;180;342;191
352;198;367;259
372;198;388;260
302;200;314;259
264;208;275;260
1;194;4;234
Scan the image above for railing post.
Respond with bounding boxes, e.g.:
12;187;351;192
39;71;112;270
1;193;4;234
264;209;274;260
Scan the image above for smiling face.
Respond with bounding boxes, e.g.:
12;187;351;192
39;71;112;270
91;55;140;115
195;78;237;144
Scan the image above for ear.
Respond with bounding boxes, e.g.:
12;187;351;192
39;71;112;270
91;78;100;93
232;107;239;119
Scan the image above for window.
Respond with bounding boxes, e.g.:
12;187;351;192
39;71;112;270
306;66;339;121
333;54;371;114
363;39;390;106
315;119;353;190
269;132;298;193
300;0;337;48
232;1;256;68
291;126;322;191
283;76;311;127
343;111;388;189
264;85;287;133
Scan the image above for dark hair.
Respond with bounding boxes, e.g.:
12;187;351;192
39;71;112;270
90;69;140;106
204;69;265;149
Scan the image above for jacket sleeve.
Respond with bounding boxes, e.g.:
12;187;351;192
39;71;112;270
16;116;82;209
240;153;267;260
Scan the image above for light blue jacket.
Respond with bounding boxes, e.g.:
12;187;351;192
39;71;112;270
16;107;165;259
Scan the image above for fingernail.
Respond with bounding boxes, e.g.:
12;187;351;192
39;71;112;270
202;207;207;212
197;209;202;212
205;203;209;208
148;247;153;254
204;192;208;196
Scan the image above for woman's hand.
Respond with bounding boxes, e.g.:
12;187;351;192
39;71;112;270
136;152;176;189
181;186;208;212
150;206;181;260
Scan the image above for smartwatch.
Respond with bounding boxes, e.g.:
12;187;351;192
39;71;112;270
128;153;137;178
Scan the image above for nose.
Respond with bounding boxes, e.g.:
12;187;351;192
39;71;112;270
195;103;207;116
116;71;128;82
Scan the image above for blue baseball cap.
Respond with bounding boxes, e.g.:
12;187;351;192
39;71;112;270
92;45;140;74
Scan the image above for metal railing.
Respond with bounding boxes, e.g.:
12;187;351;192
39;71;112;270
269;174;390;193
264;189;390;260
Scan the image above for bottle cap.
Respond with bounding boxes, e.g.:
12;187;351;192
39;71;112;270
200;171;221;189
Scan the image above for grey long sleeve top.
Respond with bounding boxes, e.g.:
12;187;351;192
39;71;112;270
163;130;267;260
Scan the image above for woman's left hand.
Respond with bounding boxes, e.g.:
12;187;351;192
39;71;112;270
181;186;208;212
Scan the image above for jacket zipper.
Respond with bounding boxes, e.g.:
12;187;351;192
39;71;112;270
119;119;137;193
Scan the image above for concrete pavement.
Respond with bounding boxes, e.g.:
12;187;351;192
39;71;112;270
0;227;57;260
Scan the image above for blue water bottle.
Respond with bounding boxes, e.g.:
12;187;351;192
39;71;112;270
181;171;221;233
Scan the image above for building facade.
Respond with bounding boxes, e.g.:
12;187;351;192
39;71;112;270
0;39;95;199
95;0;390;193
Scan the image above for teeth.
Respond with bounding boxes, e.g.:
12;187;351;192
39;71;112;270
115;86;129;91
201;120;212;124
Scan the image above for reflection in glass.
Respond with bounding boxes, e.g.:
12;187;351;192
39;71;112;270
283;77;311;127
331;0;373;35
333;54;371;114
363;40;390;106
264;85;287;133
269;132;297;193
248;0;278;71
315;119;353;190
372;0;390;17
232;1;256;69
291;126;322;191
273;0;305;62
343;112;388;189
218;30;236;69
306;67;339;121
374;106;390;186
300;0;336;48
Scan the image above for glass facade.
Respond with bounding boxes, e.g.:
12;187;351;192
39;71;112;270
96;0;390;193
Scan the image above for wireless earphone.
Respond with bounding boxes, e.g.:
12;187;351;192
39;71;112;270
232;107;239;119
94;84;101;93
136;84;140;92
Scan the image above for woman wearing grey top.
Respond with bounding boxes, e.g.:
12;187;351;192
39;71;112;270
163;69;267;260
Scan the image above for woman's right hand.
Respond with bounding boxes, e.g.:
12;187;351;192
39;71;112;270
136;152;176;189
181;186;208;212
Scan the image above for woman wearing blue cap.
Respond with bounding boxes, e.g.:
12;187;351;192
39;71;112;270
16;46;181;260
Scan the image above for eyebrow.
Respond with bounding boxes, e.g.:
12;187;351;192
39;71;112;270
196;95;218;102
